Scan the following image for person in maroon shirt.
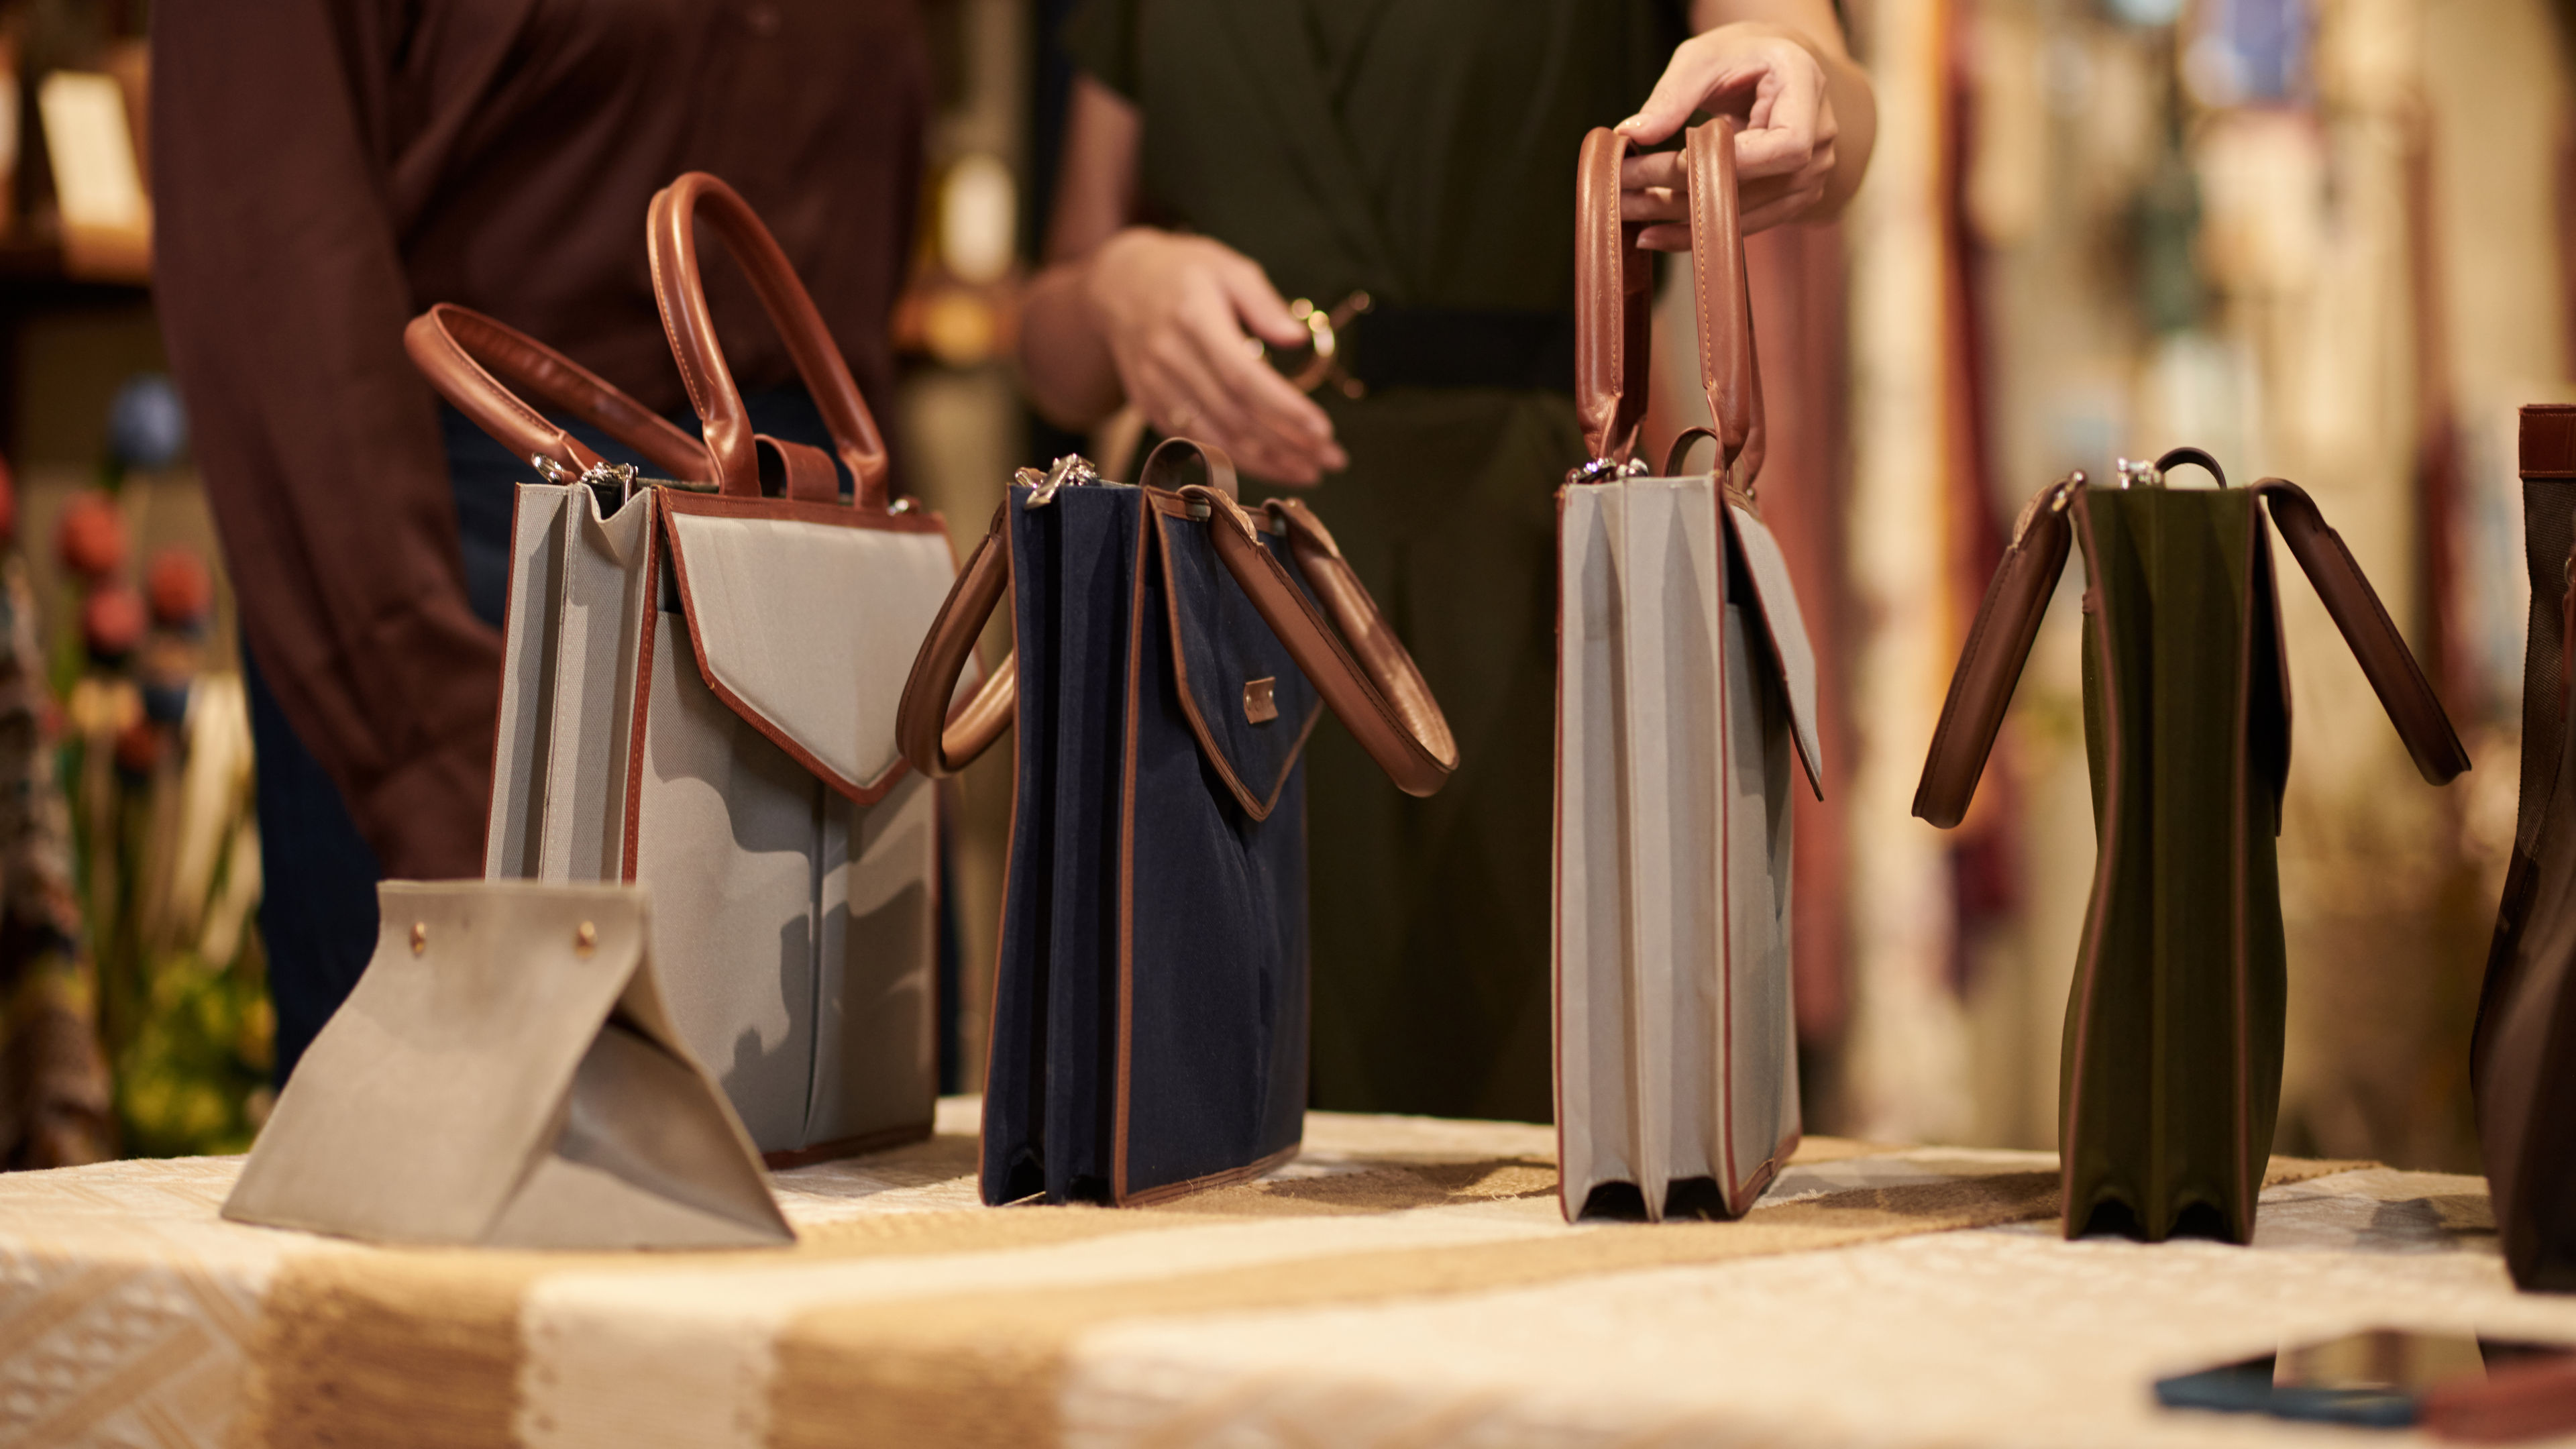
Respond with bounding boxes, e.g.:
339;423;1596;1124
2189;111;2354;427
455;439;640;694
151;0;928;1079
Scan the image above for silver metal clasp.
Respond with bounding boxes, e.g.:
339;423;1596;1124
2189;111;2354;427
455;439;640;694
531;453;641;500
1565;455;1650;487
2114;456;2161;490
1019;454;1101;510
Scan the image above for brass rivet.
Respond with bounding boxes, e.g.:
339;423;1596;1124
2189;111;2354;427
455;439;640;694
575;921;598;956
410;922;428;955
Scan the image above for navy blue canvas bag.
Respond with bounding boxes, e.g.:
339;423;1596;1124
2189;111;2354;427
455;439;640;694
899;439;1456;1205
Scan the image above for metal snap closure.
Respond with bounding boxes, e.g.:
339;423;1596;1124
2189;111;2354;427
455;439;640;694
410;922;428;955
1244;677;1279;724
575;921;598;957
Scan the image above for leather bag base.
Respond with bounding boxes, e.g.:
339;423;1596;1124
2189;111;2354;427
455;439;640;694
2060;487;2290;1245
1553;476;1817;1222
980;483;1320;1207
223;881;792;1249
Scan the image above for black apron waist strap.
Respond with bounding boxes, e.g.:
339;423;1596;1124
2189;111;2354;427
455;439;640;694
1344;307;1576;394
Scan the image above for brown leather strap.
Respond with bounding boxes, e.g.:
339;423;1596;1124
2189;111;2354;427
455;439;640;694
1684;117;1764;488
2522;403;2576;478
1189;486;1457;796
895;502;1016;777
401;303;712;483
896;441;1456;795
1136;436;1240;501
1912;475;2080;828
2251;478;2470;786
1573;127;1653;467
647;172;892;505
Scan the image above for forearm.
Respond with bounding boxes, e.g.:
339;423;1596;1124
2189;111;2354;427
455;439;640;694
1016;253;1128;429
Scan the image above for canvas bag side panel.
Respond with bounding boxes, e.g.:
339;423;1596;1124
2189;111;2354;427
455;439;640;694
2137;487;2267;1242
222;882;648;1243
2061;488;2161;1238
1719;565;1799;1208
631;547;826;1156
488;484;574;879
1721;500;1825;796
805;770;938;1150
660;505;957;800
2232;515;2292;1242
1622;478;1722;1216
2486;704;2576;1287
981;486;1140;1205
1556;482;1641;1218
1115;508;1319;1203
541;487;657;881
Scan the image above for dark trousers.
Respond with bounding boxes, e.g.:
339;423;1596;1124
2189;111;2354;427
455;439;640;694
253;387;845;1083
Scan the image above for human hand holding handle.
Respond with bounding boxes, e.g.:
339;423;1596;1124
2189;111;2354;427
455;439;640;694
1616;20;1852;247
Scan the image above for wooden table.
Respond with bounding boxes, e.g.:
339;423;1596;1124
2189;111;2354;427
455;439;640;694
0;1097;2551;1448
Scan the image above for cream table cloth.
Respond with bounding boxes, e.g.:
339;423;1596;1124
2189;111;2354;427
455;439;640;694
0;1096;2555;1448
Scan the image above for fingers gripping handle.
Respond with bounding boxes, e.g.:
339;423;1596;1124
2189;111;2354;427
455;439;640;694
403;303;714;484
1574;127;1654;467
647;172;893;504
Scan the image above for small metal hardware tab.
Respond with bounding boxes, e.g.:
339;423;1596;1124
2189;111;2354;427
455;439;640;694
2114;457;2161;490
410;922;428;956
888;496;919;515
531;453;642;499
1565;455;1650;487
575;921;598;957
1020;454;1101;510
1243;677;1279;724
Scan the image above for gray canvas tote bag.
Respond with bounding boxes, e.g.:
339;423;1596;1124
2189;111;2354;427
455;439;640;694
1554;119;1824;1222
223;881;792;1248
405;173;953;1165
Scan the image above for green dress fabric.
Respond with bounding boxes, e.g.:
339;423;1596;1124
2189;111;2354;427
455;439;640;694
1064;0;1685;1120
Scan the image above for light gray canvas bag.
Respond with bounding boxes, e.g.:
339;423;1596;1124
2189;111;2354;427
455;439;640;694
405;174;953;1165
1555;120;1825;1222
224;881;792;1248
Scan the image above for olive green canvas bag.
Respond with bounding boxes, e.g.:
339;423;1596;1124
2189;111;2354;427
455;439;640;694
1915;447;2468;1242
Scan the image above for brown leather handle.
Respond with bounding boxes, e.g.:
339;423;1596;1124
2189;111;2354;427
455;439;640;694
896;441;1456;796
1684;117;1764;486
402;303;712;484
2251;478;2470;786
647;172;892;505
1189;487;1456;796
1574;127;1654;467
896;502;1016;777
1914;469;2473;828
1912;475;2080;828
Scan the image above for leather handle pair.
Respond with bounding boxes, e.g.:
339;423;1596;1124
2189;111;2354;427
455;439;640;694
1911;469;2471;830
647;172;892;506
894;439;1457;797
402;303;713;484
1572;117;1764;481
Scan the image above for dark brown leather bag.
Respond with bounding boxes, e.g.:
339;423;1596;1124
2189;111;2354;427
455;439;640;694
2475;405;2576;1289
1917;447;2467;1242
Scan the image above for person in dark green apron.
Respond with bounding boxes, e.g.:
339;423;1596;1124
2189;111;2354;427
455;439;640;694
1018;1;1876;1122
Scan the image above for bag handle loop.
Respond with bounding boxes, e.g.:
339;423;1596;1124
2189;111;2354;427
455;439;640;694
1572;127;1654;470
1573;119;1765;488
1912;466;2470;830
896;439;1456;795
402;303;713;484
647;172;893;506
